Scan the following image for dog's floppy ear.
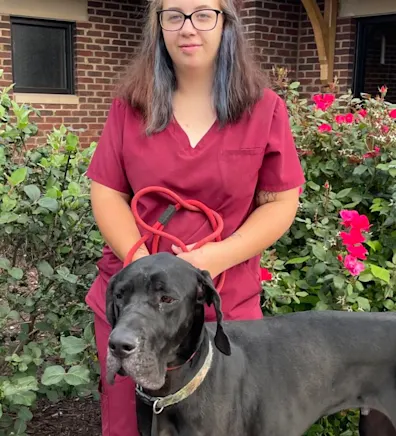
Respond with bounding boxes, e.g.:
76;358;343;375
105;275;119;328
197;269;231;356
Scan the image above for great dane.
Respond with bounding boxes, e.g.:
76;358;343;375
105;252;396;435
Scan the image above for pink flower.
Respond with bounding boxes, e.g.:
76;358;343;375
382;125;390;134
340;210;359;227
363;146;381;159
337;254;343;262
318;123;332;133
358;109;367;118
313;94;335;111
324;181;330;189
380;85;388;95
260;268;272;281
390;109;396;119
339;210;370;231
346;244;368;260
343;254;365;276
345;113;354;123
335;114;346;124
340;228;366;245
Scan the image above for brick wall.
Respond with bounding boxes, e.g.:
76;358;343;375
240;0;301;81
363;25;396;102
0;0;144;147
295;0;356;96
0;0;363;147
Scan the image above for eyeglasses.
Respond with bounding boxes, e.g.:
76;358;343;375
157;9;223;32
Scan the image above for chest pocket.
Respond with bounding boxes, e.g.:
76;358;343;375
218;147;265;200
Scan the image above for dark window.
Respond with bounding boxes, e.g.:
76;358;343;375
353;14;396;103
10;17;75;94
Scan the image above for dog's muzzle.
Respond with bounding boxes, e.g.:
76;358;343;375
106;327;166;390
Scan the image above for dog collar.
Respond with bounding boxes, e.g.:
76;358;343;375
136;340;213;415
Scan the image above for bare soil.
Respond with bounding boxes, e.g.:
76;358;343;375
27;396;101;436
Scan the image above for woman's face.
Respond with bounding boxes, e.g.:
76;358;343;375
160;0;224;72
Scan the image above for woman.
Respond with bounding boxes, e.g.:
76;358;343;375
86;0;305;434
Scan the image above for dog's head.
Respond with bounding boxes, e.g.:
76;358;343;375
105;252;231;390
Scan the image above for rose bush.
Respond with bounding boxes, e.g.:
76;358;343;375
260;68;396;435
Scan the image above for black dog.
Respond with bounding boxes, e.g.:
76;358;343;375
105;252;396;435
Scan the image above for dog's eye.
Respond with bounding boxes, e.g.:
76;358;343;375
160;295;176;304
115;293;123;300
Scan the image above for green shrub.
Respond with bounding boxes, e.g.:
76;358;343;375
0;71;103;435
260;68;396;435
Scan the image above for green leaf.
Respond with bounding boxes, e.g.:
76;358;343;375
13;418;27;435
296;291;308;297
17;406;33;422
285;256;310;265
333;275;345;289
312;245;327;261
7;390;36;406
8;310;20;320
0;257;11;270
359;273;373;282
353;165;368;176
41;365;65;385
357;297;371;311
37;260;54;278
8;167;28;186
315;301;329;311
313;262;326;275
23;184;41;202
307;181;320;191
38;197;58;212
68;181;81;196
370;264;390;283
336;188;352;199
289;81;300;89
367;240;382;252
0;404;2;419
383;300;394;311
10;267;23;280
64;365;90;386
66;133;79;152
61;336;87;355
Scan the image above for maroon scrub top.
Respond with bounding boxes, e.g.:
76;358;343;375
86;88;305;322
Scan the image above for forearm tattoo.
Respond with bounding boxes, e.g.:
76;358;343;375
255;190;278;206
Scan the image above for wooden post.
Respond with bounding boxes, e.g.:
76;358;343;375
301;0;338;85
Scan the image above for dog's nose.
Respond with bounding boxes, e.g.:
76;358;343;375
108;330;137;359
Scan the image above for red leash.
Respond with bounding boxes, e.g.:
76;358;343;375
123;186;226;293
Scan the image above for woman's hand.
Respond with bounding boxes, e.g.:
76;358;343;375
171;242;224;279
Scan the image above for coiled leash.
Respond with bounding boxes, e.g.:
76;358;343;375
123;186;226;292
122;186;225;435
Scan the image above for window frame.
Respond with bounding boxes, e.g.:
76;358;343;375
10;16;75;95
353;13;396;98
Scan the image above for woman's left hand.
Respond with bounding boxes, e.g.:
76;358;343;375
171;242;223;279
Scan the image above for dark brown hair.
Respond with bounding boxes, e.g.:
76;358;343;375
115;0;269;134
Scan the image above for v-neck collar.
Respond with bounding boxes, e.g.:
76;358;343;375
171;116;219;151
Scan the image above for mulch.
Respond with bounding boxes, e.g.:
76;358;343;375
27;396;102;436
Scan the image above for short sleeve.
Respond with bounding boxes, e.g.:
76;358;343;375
86;98;132;195
257;95;305;192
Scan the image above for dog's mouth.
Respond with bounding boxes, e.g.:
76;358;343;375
106;348;166;391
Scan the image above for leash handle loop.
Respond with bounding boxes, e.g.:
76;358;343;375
123;186;226;292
